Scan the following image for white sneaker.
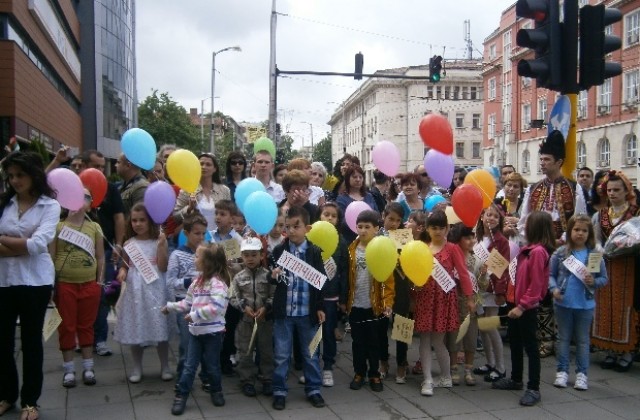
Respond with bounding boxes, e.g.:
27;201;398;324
298;375;306;384
129;371;142;383
435;376;453;388
553;371;568;388
230;353;238;367
420;380;434;396
161;369;174;381
322;370;334;387
574;372;588;390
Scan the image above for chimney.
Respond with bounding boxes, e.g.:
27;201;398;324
190;108;198;117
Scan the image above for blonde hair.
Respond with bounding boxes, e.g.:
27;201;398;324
196;243;232;286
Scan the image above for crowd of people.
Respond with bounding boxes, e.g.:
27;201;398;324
0;129;638;418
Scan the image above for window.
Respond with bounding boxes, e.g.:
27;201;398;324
598;138;611;167
522;149;530;173
625;134;638;164
597;79;612;111
503;30;512;70
577;141;587;166
538;99;548;120
578;90;588;119
488;78;496;100
456;113;464;128
522;104;532;130
453;86;460;100
503;81;512;128
445;86;450;99
488;114;496;139
472;113;481;129
456;142;465;158
470;86;478;100
472;142;481;159
624;70;639;104
436;86;442;99
489;44;497;60
625;10;640;46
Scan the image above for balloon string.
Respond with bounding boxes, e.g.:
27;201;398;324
84;213;130;269
468;172;495;205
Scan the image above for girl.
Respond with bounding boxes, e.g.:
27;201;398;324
472;204;509;382
114;203;171;383
495;172;527;247
51;188;104;388
413;210;475;397
493;211;555;407
164;243;230;415
549;215;607;390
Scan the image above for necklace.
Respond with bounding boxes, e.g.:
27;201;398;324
17;197;37;218
608;203;629;220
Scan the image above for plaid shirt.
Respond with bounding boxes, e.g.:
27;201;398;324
285;240;310;317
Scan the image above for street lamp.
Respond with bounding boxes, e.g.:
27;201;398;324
301;121;314;158
211;46;241;154
200;96;220;144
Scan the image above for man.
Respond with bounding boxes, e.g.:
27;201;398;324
70;155;86;174
115;153;149;217
495;165;516;199
253;150;285;202
370;170;389;213
577;167;595;216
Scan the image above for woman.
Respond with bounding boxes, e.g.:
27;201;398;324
449;167;467;195
336;165;378;243
327;154;360;202
494;172;527;247
0;151;61;420
173;153;231;231
287;158;325;206
592;171;640;372
273;164;287;185
224;151;247;201
310;161;327;189
398;173;424;222
278;170;319;224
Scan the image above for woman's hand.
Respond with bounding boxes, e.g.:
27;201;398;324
187;195;197;212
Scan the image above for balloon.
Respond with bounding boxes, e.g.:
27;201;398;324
235;178;267;213
79;168;107;208
371;141;401;176
418;113;453;155
451;184;483;228
244;191;278;235
178;229;212;246
444;206;462;224
399;240;434;286
144;181;176;224
345;201;371;233
48;168;84;211
464;169;497;209
424;195;446;211
254;136;276;159
166;150;201;194
121;128;157;170
306;221;339;261
365;236;398;282
423;149;454;187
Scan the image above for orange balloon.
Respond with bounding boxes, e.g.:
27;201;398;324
464;169;497;209
418;114;453;155
451;184;483;227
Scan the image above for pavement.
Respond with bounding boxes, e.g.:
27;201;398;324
18;316;640;420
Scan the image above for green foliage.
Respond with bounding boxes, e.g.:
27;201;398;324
312;133;332;171
28;140;50;165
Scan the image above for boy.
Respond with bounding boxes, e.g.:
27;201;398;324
211;200;242;244
233;212;250;237
230;237;275;397
266;208;285;254
347;210;395;392
270;206;326;410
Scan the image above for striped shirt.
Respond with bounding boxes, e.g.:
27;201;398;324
167;245;197;299
286;241;310;317
353;246;372;309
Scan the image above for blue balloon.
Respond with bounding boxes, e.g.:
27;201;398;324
178;229;212;246
235;178;267;212
121;128;157;170
424;195;446;211
244;191;277;235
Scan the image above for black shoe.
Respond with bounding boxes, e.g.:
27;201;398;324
473;364;492;375
201;381;211;392
350;374;365;390
369;377;383;392
262;381;273;396
484;369;506;383
242;383;257;397
519;389;541;406
171;394;187;416
492;378;524;390
211;391;225;407
600;355;617;370
308;393;325;408
614;357;633;372
272;396;286;410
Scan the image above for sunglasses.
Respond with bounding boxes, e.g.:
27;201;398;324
84;194;93;201
230;160;245;166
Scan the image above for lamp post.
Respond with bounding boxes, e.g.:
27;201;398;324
301;121;314;159
200;96;220;145
211;46;241;153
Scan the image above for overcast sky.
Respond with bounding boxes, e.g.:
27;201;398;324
135;0;514;150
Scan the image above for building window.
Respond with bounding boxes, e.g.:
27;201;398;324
598;138;611;167
522;149;530;173
625;10;640;46
456;142;465;158
488;114;496;139
456;113;464;128
624;70;639;105
470;86;478;100
488;78;496;100
489;44;497;60
625;134;638;165
522;104;531;130
577;141;587;166
472;142;481;158
503;30;512;70
453;86;460;100
472;113;481;129
578;90;588;119
436;86;442;99
538;99;548;120
597;79;612;112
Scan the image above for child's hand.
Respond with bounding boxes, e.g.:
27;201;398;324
184;313;193;323
160;306;169;314
552;288;563;301
382;307;392;317
116;267;127;282
339;303;347;313
244;306;256;318
317;310;326;324
255;307;266;321
158;233;168;248
507;306;523;319
271;267;283;279
466;297;476;315
584;274;595;286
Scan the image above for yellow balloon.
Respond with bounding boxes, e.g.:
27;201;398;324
306;221;339;261
399;240;434;287
166;150;201;193
464;169;496;209
365;236;398;282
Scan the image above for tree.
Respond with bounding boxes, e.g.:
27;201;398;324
312;133;332;171
138;90;203;152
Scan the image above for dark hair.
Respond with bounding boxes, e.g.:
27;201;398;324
343;165;366;196
224;151;247;181
383;202;403;219
356;209;380;226
577;166;593;177
196;243;232;286
341;153;360;167
591;169;609;206
448;223;474;243
215;199;237;215
183;212;208;232
198;153;222;184
475;203;505;242
426;209;448;228
449;167;468;192
525;211;556;254
81;149;104;164
273;164;287;179
500;164;515;174
565;214;595;252
318;201;343;226
286;206;310;225
0;151;55;208
409;210;429;242
400;172;424;191
282;169;310;193
373;170;388;184
125;203;160;241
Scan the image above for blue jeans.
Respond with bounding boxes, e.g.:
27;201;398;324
94;250;116;344
273;316;322;397
177;331;224;396
322;300;338;371
554;305;594;375
175;310;210;382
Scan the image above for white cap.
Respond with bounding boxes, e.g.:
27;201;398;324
240;237;263;252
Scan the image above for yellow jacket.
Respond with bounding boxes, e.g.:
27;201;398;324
347;239;395;316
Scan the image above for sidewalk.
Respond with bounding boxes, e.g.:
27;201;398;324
27;322;640;420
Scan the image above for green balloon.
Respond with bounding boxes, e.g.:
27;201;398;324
254;136;276;159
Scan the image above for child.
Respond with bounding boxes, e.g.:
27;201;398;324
549;215;607;391
472;204;510;382
346;209;395;392
114;203;171;383
267;208;286;254
230;237;275;397
492;211;555;407
167;212;208;388
164;243;231;415
269;206;327;410
413;210;475;396
211;200;242;243
233;212;249;237
317;202;349;387
51;188;104;388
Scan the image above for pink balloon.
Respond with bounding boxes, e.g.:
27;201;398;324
372;140;401;176
345;201;371;233
47;168;84;211
144;181;177;224
424;149;454;188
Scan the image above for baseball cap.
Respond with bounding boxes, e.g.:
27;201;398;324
240;237;262;252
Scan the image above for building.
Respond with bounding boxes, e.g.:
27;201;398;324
328;61;484;184
482;0;640;186
188;107;248;152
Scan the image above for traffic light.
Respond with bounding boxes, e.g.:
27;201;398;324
579;4;622;90
429;55;443;83
515;0;562;90
354;52;363;80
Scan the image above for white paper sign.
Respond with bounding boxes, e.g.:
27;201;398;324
124;241;159;284
324;257;337;280
43;307;62;342
509;258;517;285
391;314;414;344
473;242;490;262
59;225;95;259
587;252;603;272
432;260;455;293
276;250;327;290
308;324;323;355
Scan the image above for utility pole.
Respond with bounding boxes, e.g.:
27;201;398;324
268;0;278;148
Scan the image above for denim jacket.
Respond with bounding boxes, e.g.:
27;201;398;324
548;245;608;301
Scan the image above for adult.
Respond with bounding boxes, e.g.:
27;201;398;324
326;154;360;202
370;170;389;215
0;151;61;420
145;158;166;183
336;165;378;243
253;150;285;202
224;151;247;201
494;172;527;247
589;170;610;216
70;155;86;175
157;144;177;165
115;153;149;218
449;167;467;196
495;164;516;199
82;150;125;357
577;167;595;216
398;173;424;222
287;158;325;206
396;164;442;202
279;170;319;224
173;153;230;231
310;162;327;190
592;171;640;372
273;164;288;185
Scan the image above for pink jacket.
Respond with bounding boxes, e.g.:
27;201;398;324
509;244;550;311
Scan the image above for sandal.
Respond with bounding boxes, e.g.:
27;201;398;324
62;372;76;388
0;400;15;416
20;406;38;420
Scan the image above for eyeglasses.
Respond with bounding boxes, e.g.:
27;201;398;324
230;160;245;166
84;194;93;201
420;173;429;177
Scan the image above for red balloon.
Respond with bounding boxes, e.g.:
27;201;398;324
79;168;107;208
451;184;483;228
419;113;453;155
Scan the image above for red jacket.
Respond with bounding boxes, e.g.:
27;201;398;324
508;244;550;311
486;231;510;296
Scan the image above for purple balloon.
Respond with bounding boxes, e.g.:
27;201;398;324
345;201;371;233
144;181;176;224
423;149;454;188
